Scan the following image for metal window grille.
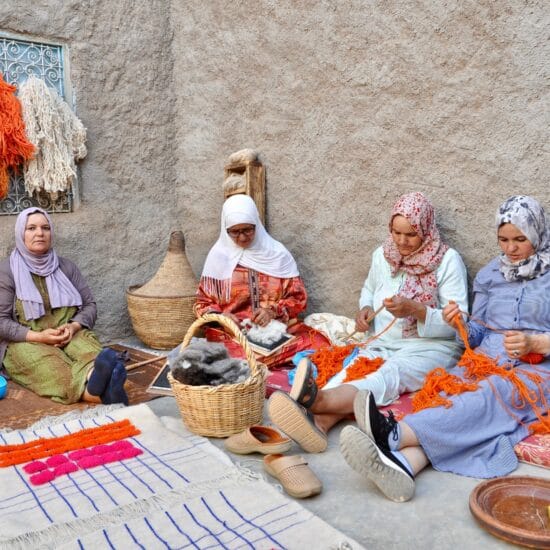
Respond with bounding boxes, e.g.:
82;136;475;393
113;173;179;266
0;36;73;215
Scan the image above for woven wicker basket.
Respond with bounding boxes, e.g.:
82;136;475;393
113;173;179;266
127;231;197;350
168;313;267;437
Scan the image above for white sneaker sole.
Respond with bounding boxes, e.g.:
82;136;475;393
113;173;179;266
340;425;414;502
353;390;373;438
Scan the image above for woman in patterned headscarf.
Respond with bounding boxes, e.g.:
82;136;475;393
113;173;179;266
0;207;127;405
268;192;469;454
340;195;550;503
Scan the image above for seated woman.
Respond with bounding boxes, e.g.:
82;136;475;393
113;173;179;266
268;192;468;452
0;207;127;405
340;195;550;502
194;194;329;368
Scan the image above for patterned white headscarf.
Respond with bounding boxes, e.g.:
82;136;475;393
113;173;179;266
200;194;299;301
496;195;550;281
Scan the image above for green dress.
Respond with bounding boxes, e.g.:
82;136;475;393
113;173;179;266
3;274;102;404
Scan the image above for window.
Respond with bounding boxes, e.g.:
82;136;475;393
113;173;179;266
0;35;74;214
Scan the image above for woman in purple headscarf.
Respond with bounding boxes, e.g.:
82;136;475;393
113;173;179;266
0;207;127;405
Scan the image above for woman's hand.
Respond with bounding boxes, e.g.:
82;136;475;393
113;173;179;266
355;306;374;332
384;296;427;322
504;331;550;359
443;302;463;328
56;322;82;347
26;327;67;346
252;307;276;327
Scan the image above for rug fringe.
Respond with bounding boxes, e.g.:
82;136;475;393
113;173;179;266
0;404;124;435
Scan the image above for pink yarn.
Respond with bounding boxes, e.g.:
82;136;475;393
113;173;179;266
68;449;92;460
92;444;111;455
53;462;79;476
23;460;47;474
26;440;143;486
76;455;103;469
30;470;55;485
45;454;69;467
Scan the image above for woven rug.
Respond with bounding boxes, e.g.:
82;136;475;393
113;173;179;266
0;344;166;430
0;403;362;550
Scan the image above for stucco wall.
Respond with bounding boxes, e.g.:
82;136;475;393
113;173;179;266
172;1;549;317
0;0;177;340
0;1;548;341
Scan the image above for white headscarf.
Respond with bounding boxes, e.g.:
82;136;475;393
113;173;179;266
496;195;550;281
200;194;299;301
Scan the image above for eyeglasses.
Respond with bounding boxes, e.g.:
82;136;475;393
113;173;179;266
227;226;256;238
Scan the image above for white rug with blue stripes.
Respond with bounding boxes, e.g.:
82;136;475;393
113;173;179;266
0;403;361;549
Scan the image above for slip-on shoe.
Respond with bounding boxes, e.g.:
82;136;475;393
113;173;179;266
224;425;292;455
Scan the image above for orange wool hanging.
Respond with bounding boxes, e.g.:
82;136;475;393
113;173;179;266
411;314;550;435
0;73;35;199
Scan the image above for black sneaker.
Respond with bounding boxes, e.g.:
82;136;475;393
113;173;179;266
340;425;414;502
353;390;399;450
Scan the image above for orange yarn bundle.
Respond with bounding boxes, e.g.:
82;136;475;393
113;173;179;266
0;419;140;467
310;344;355;388
309;344;384;388
343;356;384;383
0;73;35;199
412;314;549;435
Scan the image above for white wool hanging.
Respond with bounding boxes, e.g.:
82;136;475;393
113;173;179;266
18;76;87;199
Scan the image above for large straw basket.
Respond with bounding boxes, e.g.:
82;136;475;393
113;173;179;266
127;231;197;349
168;313;267;437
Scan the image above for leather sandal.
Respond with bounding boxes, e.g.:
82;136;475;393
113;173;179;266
263;453;322;498
224;425;292;455
289;356;318;409
268;391;328;453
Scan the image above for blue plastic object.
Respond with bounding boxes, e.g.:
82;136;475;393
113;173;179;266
0;375;7;399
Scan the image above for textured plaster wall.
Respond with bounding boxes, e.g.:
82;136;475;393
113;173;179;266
173;1;549;318
0;1;548;340
0;0;177;339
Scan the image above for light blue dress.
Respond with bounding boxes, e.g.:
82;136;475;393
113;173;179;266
406;257;550;478
324;247;469;405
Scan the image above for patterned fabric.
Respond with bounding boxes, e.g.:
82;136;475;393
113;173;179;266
195;265;307;324
381;393;550;470
9;207;82;321
382;192;449;337
3;273;101;404
496;195;550;282
200;195;299;301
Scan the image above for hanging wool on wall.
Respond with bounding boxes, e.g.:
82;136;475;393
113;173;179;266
18;75;87;199
0;73;35;200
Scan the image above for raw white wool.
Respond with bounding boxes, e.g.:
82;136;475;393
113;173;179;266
18;76;87;199
241;318;289;345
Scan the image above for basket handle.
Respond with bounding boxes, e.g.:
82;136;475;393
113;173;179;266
179;313;260;376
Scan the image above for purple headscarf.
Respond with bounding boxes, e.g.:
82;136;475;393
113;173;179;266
9;207;82;321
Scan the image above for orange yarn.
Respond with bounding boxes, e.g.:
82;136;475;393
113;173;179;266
310;344;356;388
412;314;550;435
343;356;384;383
0;419;140;467
0;73;35;199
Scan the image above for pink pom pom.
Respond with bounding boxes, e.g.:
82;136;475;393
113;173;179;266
92;444;111;455
23;460;47;474
53;462;79;477
45;454;69;467
68;449;92;460
30;470;55;486
76;455;103;469
109;440;133;451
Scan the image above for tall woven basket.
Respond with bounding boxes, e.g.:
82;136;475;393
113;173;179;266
127;231;197;349
168;313;267;437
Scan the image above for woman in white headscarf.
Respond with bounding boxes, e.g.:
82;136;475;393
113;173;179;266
195;194;329;367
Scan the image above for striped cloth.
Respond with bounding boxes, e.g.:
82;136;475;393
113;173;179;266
0;404;361;550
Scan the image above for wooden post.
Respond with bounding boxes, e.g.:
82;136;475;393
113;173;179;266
223;160;266;225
